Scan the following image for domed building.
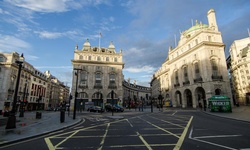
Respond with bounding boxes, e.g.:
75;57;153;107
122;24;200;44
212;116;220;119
71;39;124;111
151;9;233;109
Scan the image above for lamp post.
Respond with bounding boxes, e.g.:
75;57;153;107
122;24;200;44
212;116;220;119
19;80;28;117
6;53;24;129
73;68;81;120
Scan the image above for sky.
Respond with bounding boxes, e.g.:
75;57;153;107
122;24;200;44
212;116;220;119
0;0;250;89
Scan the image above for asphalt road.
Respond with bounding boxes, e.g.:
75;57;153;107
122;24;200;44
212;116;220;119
1;110;250;150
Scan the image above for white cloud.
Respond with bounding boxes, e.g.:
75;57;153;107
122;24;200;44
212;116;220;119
0;35;31;52
34;30;78;39
34;31;63;39
5;0;68;13
124;65;156;74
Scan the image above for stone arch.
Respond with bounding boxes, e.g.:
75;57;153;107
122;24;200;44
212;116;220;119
184;89;193;108
174;90;182;107
194;87;206;108
215;88;221;95
91;92;103;107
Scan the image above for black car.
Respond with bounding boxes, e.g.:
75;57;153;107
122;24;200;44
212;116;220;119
105;104;124;112
87;106;104;113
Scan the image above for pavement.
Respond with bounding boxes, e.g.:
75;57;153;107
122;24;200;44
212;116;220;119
0;105;249;147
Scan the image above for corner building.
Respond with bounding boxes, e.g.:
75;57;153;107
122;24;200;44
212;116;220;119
71;39;124;110
229;37;250;105
151;9;233;108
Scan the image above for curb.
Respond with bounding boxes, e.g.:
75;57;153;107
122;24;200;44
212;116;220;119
201;110;250;124
0;118;83;147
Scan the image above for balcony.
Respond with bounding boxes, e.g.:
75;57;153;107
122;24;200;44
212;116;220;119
174;83;180;88
211;75;223;81
79;84;88;89
108;84;117;89
94;84;103;89
194;77;203;83
183;81;190;86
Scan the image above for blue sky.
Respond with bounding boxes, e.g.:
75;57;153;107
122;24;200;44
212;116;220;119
0;0;250;89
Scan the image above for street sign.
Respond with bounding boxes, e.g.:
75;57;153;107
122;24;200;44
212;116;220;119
208;95;232;112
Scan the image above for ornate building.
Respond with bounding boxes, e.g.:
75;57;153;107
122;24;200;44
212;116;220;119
71;39;124;110
228;37;250;105
0;52;69;112
123;79;151;107
151;9;233;108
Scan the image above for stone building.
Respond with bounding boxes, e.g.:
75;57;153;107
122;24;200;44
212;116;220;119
228;37;250;105
151;9;233;108
0;52;69;112
123;79;151;108
71;39;124;110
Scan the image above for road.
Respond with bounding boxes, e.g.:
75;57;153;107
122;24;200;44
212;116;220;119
1;109;250;150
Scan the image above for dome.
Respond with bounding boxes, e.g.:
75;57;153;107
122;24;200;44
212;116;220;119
83;39;91;47
108;41;115;49
185;20;209;34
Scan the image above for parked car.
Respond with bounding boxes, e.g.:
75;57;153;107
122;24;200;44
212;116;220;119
87;106;104;113
105;103;124;112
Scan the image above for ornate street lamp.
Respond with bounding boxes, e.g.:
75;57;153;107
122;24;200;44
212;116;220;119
19;80;28;117
6;53;24;129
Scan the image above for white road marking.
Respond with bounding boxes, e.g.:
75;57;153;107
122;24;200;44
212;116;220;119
172;111;178;116
189;126;238;150
98;123;110;150
136;132;153;150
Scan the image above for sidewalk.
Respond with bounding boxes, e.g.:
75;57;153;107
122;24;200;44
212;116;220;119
0;111;81;146
202;105;250;122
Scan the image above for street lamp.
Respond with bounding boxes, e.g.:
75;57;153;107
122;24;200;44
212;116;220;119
73;68;81;120
19;80;28;117
6;53;24;129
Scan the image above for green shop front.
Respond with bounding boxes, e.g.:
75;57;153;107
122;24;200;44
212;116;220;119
208;95;232;112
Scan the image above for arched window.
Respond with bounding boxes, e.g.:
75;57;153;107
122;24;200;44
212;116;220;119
211;59;218;76
194;62;200;79
183;67;188;82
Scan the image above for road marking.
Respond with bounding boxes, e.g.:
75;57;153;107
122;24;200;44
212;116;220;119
126;119;133;127
189;126;238;150
174;116;193;150
172;111;178;116
148;115;185;128
136;131;153;150
194;134;242;139
98;123;110;150
139;117;180;138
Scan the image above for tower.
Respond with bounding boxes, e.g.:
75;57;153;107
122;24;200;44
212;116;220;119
207;9;218;31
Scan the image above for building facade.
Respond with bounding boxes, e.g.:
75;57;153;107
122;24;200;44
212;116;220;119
151;9;233;108
123;79;151;108
71;39;124;110
229;37;250;105
0;52;69;112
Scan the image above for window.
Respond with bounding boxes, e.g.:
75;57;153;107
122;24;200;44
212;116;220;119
211;59;218;76
175;71;179;84
195;39;198;45
79;55;83;60
194;62;200;79
0;56;4;62
114;57;117;62
80;71;88;86
88;56;91;60
97;56;101;61
109;74;116;85
183;67;188;82
95;73;102;85
106;57;109;61
208;36;212;42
